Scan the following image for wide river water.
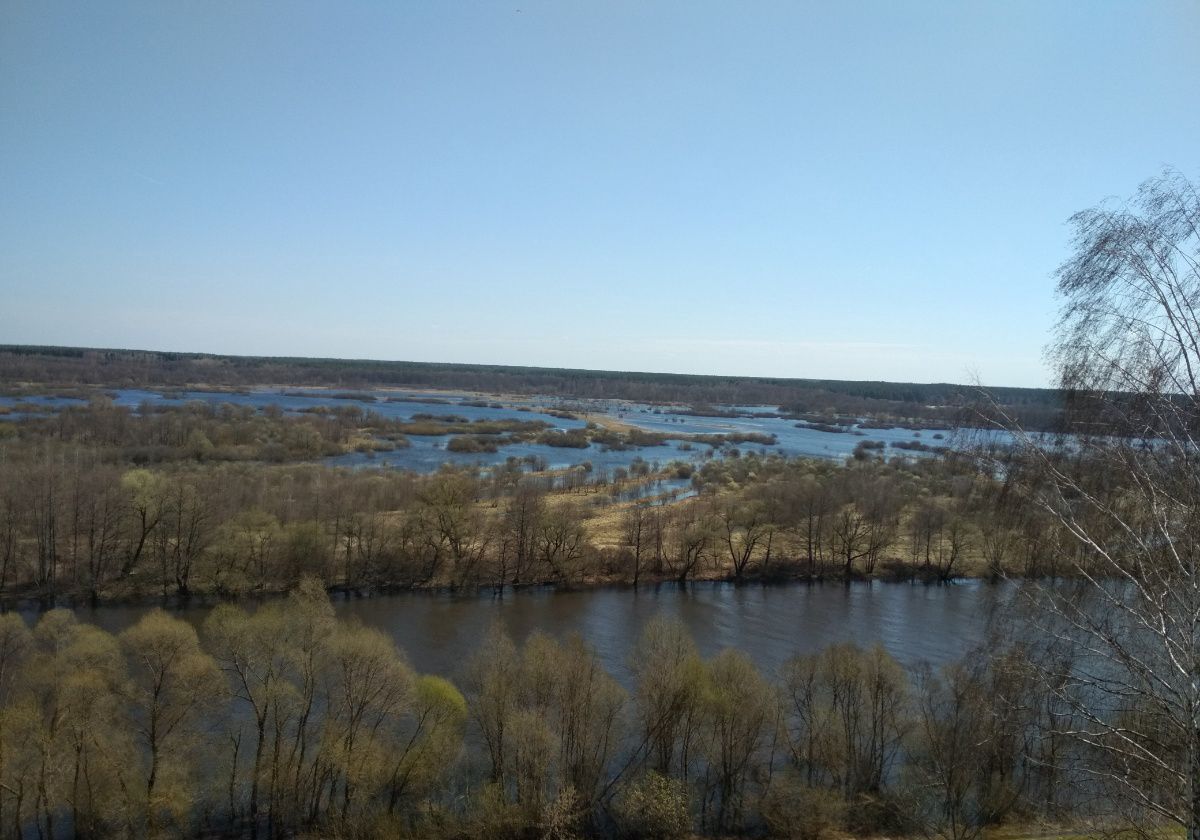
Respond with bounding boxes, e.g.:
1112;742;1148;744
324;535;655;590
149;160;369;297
56;580;1008;687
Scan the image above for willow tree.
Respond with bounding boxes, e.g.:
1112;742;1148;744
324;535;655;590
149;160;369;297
1002;170;1200;836
120;610;223;834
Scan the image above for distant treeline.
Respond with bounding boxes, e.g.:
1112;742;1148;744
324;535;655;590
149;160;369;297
0;345;1064;430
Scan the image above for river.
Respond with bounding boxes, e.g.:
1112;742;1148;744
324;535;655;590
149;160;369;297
57;580;1008;686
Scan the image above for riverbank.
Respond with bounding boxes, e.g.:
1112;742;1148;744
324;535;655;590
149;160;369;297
0;557;1004;614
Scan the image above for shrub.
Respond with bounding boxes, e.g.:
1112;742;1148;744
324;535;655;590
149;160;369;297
612;772;691;840
447;435;500;453
538;429;590;448
467;782;529;840
540;785;584;840
760;777;845;840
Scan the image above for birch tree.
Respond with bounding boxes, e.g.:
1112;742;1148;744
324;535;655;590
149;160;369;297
998;169;1200;837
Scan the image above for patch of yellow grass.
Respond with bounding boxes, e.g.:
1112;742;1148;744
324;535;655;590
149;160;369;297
579;412;639;433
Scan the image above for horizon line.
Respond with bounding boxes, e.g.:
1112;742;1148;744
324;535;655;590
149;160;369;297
0;343;1057;393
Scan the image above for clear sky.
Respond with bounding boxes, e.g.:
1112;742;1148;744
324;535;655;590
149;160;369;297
2;2;1197;387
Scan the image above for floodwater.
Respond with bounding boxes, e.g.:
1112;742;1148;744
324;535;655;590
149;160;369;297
0;387;995;474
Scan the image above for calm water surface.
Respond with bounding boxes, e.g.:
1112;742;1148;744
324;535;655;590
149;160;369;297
65;581;1007;686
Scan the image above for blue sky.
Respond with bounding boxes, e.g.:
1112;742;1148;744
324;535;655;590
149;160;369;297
2;1;1197;387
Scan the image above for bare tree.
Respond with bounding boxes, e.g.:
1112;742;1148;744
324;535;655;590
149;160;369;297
718;496;771;581
997;170;1200;837
499;482;544;588
622;504;648;587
